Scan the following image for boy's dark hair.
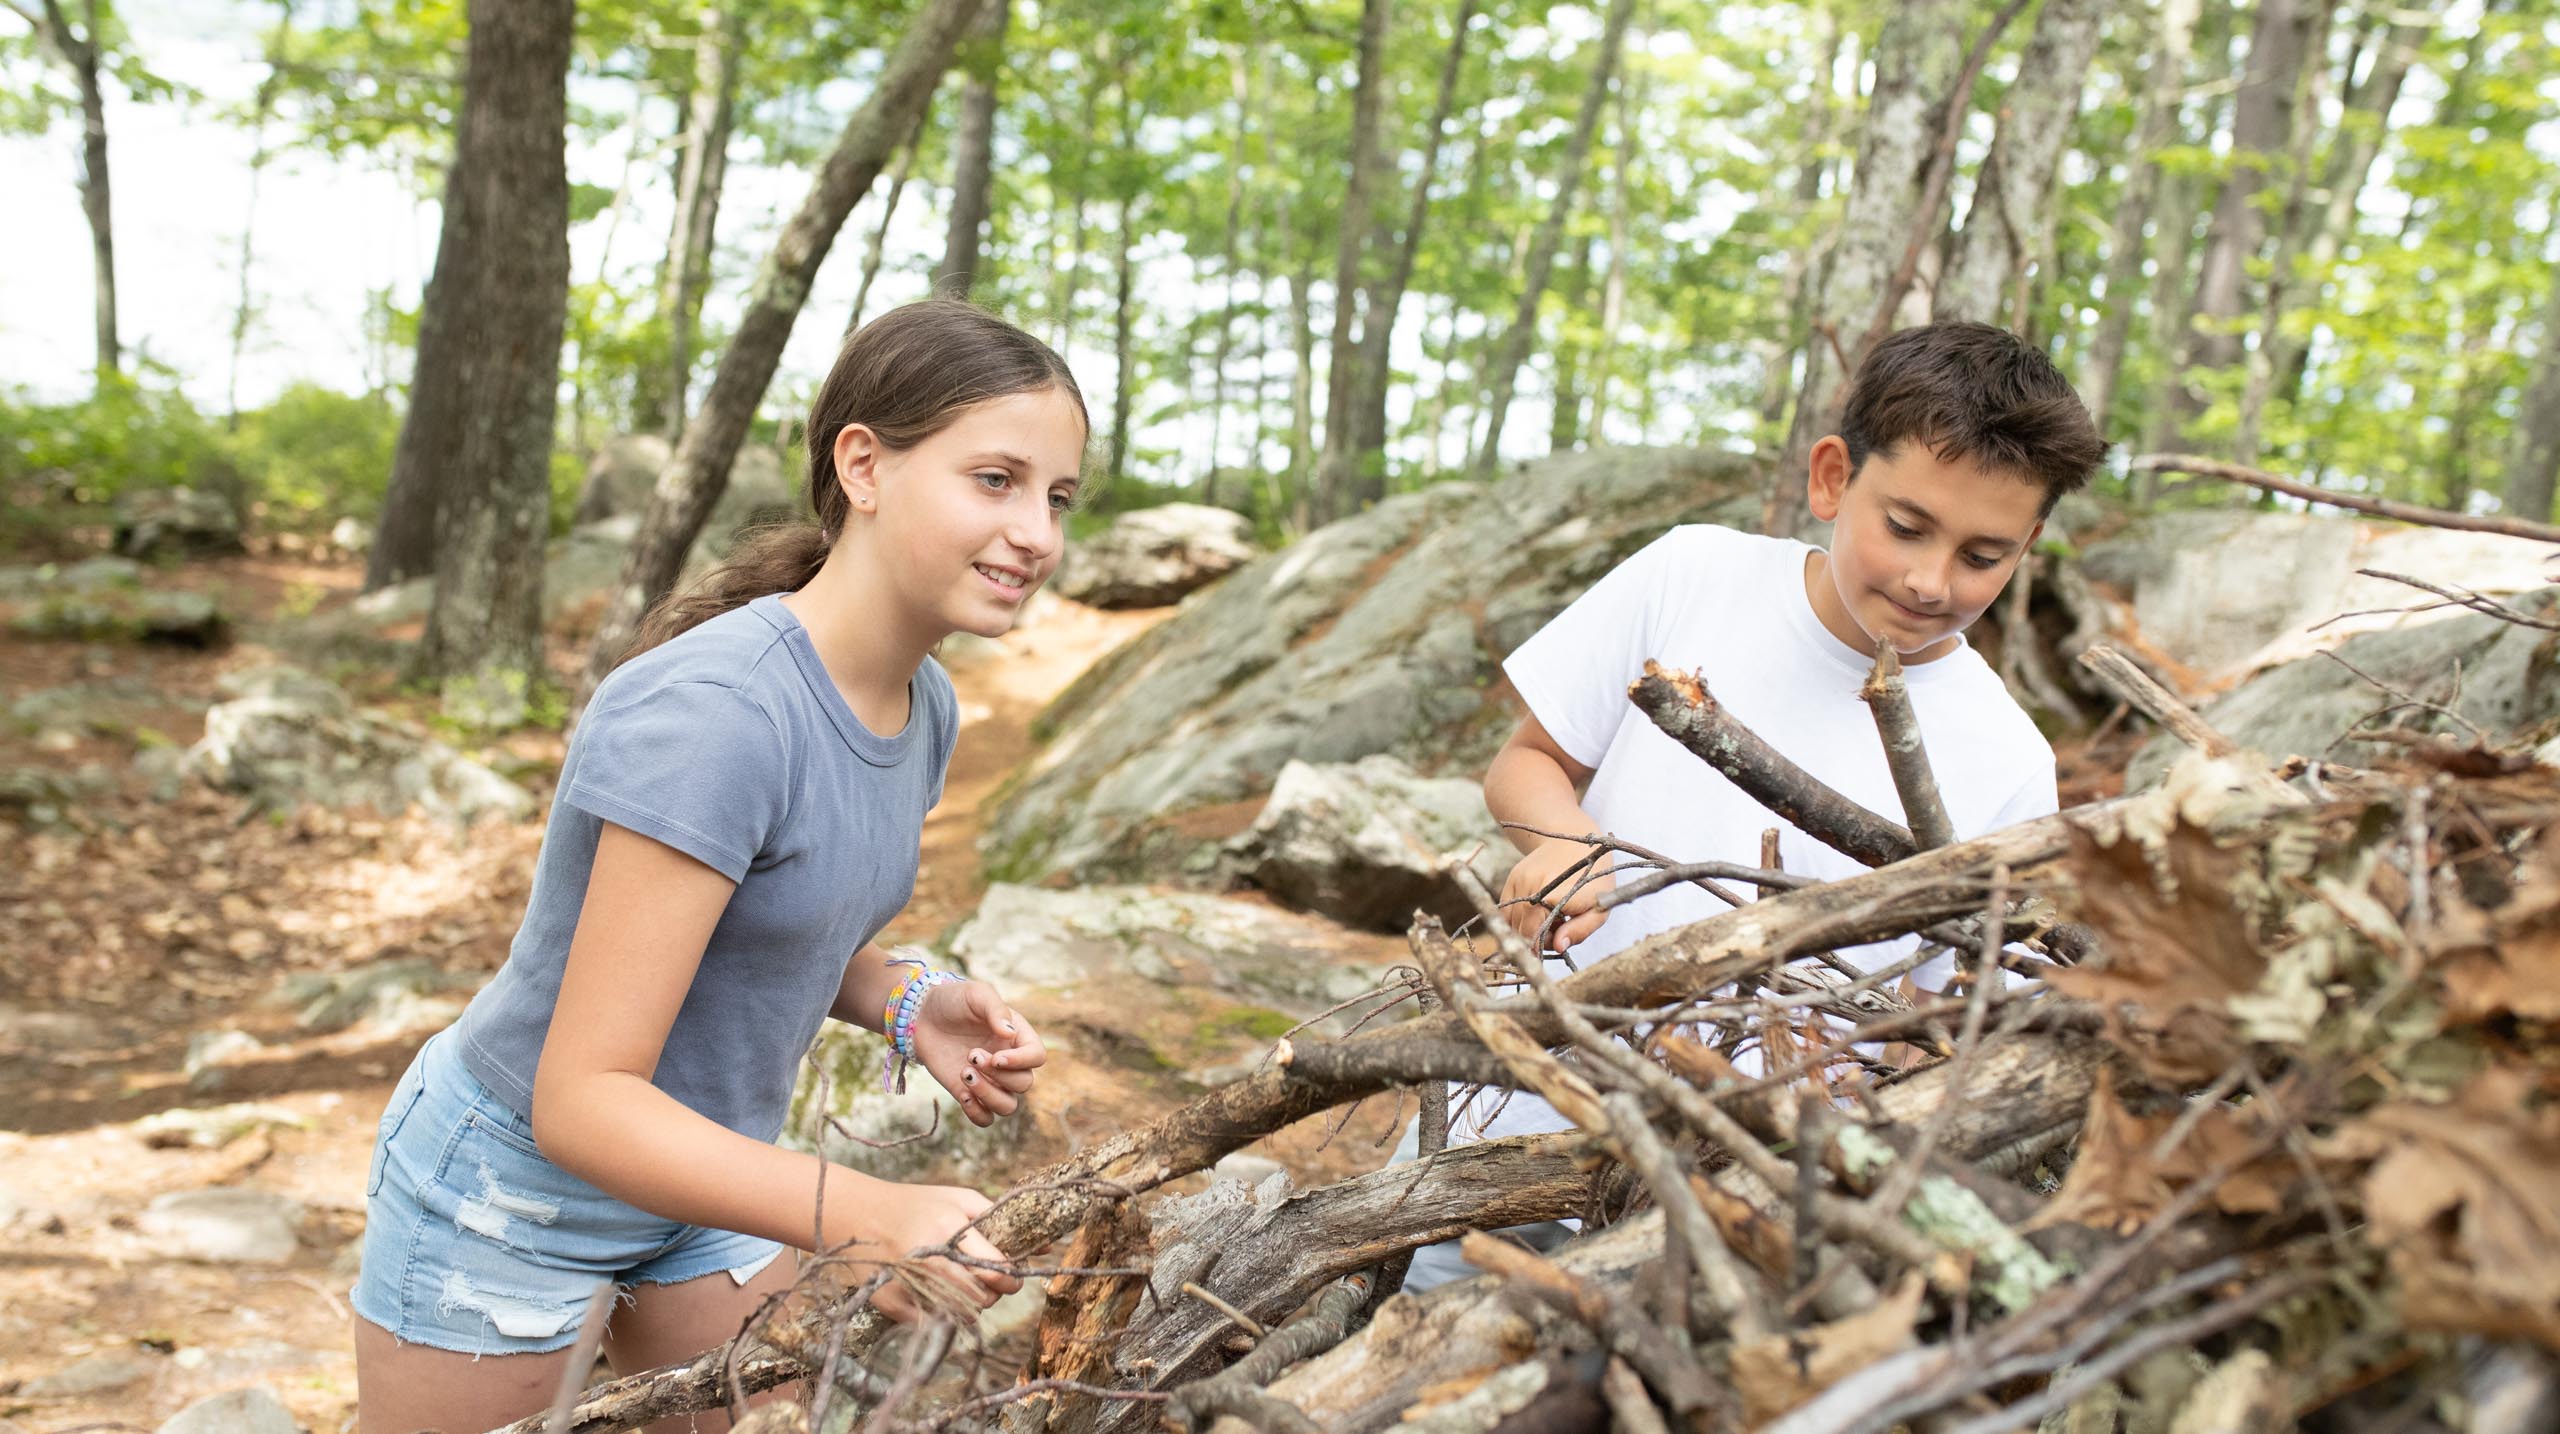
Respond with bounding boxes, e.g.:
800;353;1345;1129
1838;321;2107;515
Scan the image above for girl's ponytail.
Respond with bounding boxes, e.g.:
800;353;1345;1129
618;300;1084;665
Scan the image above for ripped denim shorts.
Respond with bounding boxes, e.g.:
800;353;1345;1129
350;1028;783;1356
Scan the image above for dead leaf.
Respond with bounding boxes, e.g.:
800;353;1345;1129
1731;1272;1928;1425
2047;815;2274;1084
2428;842;2560;1024
2327;1066;2560;1349
2030;1069;2289;1235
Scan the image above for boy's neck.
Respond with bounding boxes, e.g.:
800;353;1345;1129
1801;550;1959;665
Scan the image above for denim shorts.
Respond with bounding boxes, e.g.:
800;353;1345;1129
351;1029;784;1356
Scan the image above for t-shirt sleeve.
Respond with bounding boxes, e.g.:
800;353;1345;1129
561;681;790;882
1501;529;1689;769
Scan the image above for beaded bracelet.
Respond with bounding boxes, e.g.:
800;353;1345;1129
878;952;965;1094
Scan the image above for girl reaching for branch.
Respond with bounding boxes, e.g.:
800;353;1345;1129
352;301;1089;1434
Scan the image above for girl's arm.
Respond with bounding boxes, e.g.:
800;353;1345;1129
531;823;1017;1316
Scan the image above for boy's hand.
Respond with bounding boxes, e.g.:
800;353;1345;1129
913;979;1046;1127
1499;838;1616;953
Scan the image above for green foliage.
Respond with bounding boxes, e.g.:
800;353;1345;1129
0;371;233;508
229;384;402;528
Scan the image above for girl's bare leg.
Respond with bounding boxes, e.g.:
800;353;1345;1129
603;1253;806;1434
353;1313;579;1434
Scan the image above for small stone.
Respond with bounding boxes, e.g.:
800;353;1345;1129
140;1188;304;1265
132;1103;309;1150
154;1385;298;1434
22;1350;161;1397
185;1029;264;1092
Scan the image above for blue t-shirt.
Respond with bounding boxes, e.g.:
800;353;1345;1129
451;593;958;1143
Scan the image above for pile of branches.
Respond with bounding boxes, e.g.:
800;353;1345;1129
512;613;2560;1434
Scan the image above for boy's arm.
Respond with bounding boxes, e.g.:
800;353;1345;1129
1485;713;1613;951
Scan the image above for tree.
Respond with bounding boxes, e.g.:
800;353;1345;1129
932;0;1007;298
399;0;575;717
2506;256;2560;522
2079;0;2204;431
661;3;741;440
580;0;987;700
1765;0;1968;534
1937;0;2110;325
1469;0;1637;478
3;0;131;390
2167;0;2315;442
1311;0;1396;523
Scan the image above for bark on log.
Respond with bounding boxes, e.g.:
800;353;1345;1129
1631;661;1918;867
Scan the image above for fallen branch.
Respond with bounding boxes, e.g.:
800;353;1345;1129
1859;641;1956;849
1630;661;1917;867
2074;643;2239;759
2127;452;2560;545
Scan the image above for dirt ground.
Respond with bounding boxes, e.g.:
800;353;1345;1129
0;556;1408;1433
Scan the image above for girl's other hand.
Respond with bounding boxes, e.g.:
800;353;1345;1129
913;979;1047;1126
865;1181;1019;1322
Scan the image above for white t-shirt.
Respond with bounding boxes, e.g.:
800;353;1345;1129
1459;523;2056;1140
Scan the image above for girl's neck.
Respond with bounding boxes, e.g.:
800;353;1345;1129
779;543;935;734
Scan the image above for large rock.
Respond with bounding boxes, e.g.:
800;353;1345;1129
981;447;1755;886
184;665;532;824
113;485;244;560
2079;511;2554;686
9;587;228;646
570;433;799;543
1052;503;1261;608
945;884;1400;1031
1221;755;1514;932
140;1188;304;1265
2132;587;2560;784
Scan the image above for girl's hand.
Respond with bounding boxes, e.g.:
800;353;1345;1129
864;1181;1019;1322
912;979;1047;1127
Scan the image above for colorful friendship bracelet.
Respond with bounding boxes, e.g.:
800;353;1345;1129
879;955;965;1094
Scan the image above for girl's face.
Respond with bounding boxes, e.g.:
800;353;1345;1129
836;387;1087;640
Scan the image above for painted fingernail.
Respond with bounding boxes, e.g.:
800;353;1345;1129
970;1052;985;1067
963;1071;977;1084
999;1021;1015;1034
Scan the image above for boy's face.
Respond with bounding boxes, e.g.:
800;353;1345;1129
1804;434;2046;663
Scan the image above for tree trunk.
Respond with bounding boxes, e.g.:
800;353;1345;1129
1936;0;2110;324
2267;15;2424;404
662;4;740;440
2170;0;2314;441
1312;0;1397;524
1343;0;1477;508
1469;0;1637;478
849;120;925;335
1765;0;1966;534
2232;1;2338;464
932;0;1007;298
1590;75;1634;441
403;0;575;712
1287;252;1317;528
1204;49;1251;505
1756;12;1841;438
228;0;295;429
1548;233;1596;453
578;0;983;699
31;0;121;390
2080;0;2205;433
1107;186;1138;484
2506;257;2560;524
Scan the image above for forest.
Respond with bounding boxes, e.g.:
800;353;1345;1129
3;0;2560;1431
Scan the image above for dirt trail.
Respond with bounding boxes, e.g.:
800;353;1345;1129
1;567;1415;1433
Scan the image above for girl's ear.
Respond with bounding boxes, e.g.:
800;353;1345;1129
833;423;883;514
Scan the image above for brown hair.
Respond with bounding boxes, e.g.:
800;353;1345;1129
628;300;1086;659
1837;321;2107;515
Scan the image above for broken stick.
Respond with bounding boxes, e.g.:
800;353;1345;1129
1859;641;1956;850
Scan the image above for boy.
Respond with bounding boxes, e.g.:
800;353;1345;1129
1401;320;2107;1290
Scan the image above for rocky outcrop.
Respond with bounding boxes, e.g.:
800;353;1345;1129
112;485;243;560
2078;512;2553;686
2132;588;2560;784
184;665;532;824
1220;755;1514;932
981;447;1756;886
1052;503;1261;608
569;433;798;542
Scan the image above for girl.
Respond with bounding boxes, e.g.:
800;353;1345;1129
353;301;1086;1434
